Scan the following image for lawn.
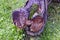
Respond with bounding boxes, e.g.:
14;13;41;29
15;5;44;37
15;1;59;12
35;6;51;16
0;0;60;40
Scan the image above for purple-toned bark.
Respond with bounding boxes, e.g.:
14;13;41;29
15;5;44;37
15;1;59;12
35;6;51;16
25;0;45;15
12;0;48;36
24;0;48;36
12;8;29;29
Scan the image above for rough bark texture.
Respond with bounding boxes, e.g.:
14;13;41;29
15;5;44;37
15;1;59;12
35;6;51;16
12;0;60;37
24;0;48;36
12;8;29;29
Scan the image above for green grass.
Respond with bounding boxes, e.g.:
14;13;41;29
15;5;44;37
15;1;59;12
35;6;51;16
0;0;60;40
0;0;27;40
40;3;60;40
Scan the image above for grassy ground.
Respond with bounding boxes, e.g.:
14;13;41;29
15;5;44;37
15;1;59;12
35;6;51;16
0;0;60;40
